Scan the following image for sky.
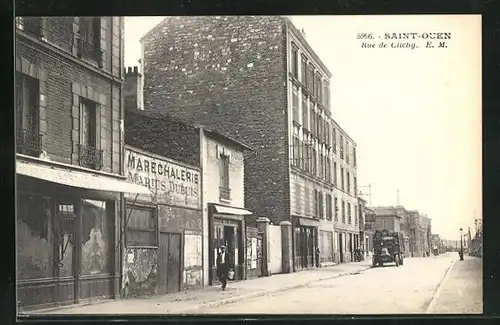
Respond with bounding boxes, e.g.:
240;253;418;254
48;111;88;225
124;15;481;240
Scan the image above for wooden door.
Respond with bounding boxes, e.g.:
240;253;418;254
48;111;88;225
167;233;181;293
159;233;182;294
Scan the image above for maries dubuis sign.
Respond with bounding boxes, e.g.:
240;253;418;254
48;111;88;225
124;148;201;209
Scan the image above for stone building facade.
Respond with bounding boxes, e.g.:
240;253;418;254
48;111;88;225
15;17;148;311
138;16;359;271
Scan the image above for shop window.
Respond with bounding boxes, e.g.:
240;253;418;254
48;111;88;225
17;193;54;279
81;199;111;275
56;201;75;277
126;205;157;247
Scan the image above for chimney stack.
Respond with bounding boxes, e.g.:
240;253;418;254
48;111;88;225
124;66;144;111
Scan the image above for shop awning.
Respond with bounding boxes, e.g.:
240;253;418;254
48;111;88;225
16;160;151;195
213;204;252;215
297;217;319;227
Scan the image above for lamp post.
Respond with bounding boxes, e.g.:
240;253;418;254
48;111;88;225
459;228;464;261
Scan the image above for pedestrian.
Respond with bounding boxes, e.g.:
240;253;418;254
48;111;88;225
216;245;231;291
315;247;320;267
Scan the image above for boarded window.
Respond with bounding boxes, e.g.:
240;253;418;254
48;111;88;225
126;205;157;246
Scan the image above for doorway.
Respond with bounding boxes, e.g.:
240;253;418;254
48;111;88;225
158;232;182;294
338;232;344;263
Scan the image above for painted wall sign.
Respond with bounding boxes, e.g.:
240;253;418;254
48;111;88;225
124;148;201;209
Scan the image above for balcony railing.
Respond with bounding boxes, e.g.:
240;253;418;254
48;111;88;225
17;129;43;157
78;144;103;170
77;37;103;68
219;186;231;201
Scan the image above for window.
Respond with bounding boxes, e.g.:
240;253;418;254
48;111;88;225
79;98;102;170
332;128;337;153
292;86;299;124
17;193;54;279
302;133;310;171
82;199;111;275
316;73;322;99
126;205;157;246
326;122;330;147
334;162;337;185
302;94;308;130
293;136;300;167
354;176;357;196
334;197;338;221
326;194;332;220
319;191;324;219
312;148;317;175
305;187;310;215
341;167;345;190
307;144;313;174
220;154;230;200
55;200;76;277
78;17;103;65
355;205;358;226
298;139;304;169
316;115;321;140
307;64;314;91
16;72;41;156
341;200;346;223
353;147;357;168
347;172;351;193
301;55;308;84
313;190;318;217
310;110;316;138
291;45;298;78
323;82;329;107
326;157;331;183
346;142;350;164
348;202;352;224
340;135;344;159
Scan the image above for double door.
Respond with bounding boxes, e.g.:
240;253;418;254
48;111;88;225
294;227;317;270
158;232;182;294
211;218;243;283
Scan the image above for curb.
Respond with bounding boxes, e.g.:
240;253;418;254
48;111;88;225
424;259;457;314
180;265;372;313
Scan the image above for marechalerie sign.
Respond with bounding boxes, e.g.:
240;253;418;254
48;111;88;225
124;148;201;209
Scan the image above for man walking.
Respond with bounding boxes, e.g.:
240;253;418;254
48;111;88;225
216;245;231;291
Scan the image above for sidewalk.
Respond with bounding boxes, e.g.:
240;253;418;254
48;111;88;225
426;255;482;314
25;260;372;315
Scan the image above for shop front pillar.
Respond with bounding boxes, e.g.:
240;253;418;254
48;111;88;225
280;221;293;273
257;217;270;277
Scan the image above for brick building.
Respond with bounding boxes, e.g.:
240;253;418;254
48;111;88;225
138;16;359;271
124;74;255;289
15;17;148;311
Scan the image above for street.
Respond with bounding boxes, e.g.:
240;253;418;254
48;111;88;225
192;253;481;314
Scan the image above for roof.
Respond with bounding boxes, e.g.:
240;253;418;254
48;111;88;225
331;117;357;146
282;17;332;78
139;17;170;43
201;127;254;152
128;109;253;152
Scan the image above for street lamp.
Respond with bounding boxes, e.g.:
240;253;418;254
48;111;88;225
459;228;464;261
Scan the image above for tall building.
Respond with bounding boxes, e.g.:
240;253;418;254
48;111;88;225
15;17;147;310
138;16;359;270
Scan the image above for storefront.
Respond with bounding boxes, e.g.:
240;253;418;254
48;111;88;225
123;146;203;297
16;158;149;311
292;217;319;271
208;203;252;285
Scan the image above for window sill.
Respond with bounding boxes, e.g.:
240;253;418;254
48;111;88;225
219;198;231;204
